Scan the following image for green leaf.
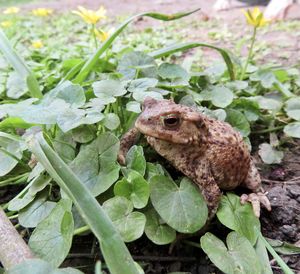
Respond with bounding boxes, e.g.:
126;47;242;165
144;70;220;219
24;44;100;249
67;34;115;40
93;79;127;101
103;113;120;130
44;81;86;108
127;78;158;93
69;133;120;196
225;109;250;137
250;69;277;89
149;42;235;80
285;97;300;121
26;133;140;274
126;101;141;113
158;63;190;87
230;98;260;122
73;9;200;83
0;133;24;176
200;232;262;274
150;176;208;233
258;143;284;164
126;145;146;176
57;108;104;132
6;71;28;99
144;207;176;245
53;130;76;163
71;125;96;144
118;51;157;80
29;199;74;267
211;85;234;108
6;258;84;274
267;238;300;255
284;122;300;138
0;117;35;130
114;169;150;209
254;95;282;111
216;193;260;245
0;29;42;98
103;196;146;242
19;193;56;228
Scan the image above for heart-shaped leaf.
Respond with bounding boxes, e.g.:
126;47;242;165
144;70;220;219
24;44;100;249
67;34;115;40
150;175;208;233
114;169;150;209
103;196;146;242
126;145;146;176
216;193;260;245
29;199;74;267
144;207;176;245
200;231;262;274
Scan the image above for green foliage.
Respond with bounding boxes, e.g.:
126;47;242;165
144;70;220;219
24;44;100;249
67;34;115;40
0;6;298;274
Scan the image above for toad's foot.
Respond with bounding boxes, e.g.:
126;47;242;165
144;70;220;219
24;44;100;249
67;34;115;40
240;192;271;218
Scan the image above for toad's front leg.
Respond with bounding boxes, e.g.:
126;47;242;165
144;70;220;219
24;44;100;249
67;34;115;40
117;127;140;165
194;162;222;219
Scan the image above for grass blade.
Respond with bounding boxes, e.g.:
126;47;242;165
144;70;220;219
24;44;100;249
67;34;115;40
26;132;140;274
0;29;42;98
149;42;236;80
73;9;200;84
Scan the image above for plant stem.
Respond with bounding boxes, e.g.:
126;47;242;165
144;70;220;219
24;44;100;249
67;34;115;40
259;233;294;274
74;225;90;235
92;24;98;49
252;125;285;134
240;27;257;80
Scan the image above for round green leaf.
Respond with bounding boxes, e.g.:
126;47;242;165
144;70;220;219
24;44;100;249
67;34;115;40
284;122;300;138
19;198;56;228
126;145;146;176
216;193;260;245
225;109;250;137
117;51;157;80
114;169;150;209
93;79;127;98
211;86;234;108
103;113;120;130
103;197;146;242
200;231;262;274
144;208;176;245
150;175;208;233
29;199;74;267
71;125;96;144
69;133;120;196
258;143;284;164
285;97;300;121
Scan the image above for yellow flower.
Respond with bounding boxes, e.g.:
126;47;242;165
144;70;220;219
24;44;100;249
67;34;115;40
243;7;268;27
72;6;106;25
32;8;53;17
31;40;44;49
94;28;113;42
3;7;20;14
0;21;12;28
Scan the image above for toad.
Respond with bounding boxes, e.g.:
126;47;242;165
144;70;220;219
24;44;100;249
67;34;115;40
118;97;271;218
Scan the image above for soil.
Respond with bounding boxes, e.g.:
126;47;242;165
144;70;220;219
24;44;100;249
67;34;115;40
2;0;300;273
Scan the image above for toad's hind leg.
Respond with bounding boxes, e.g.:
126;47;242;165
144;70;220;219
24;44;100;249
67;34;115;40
241;158;271;217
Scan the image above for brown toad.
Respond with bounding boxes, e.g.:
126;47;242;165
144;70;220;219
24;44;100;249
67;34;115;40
118;97;271;217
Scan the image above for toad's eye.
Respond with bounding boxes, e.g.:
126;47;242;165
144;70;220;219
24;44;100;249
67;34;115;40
163;114;180;128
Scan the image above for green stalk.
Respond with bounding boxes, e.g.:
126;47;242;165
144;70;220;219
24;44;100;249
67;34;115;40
73;9;200;84
259;233;294;274
26;132;140;274
149;42;235;80
0;29;42;98
240;27;257;80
